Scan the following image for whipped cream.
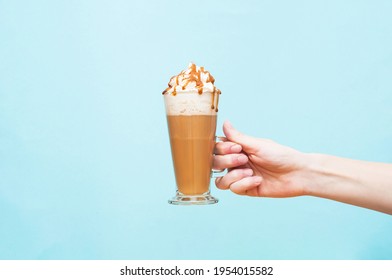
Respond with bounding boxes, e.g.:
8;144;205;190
162;63;220;95
163;63;221;116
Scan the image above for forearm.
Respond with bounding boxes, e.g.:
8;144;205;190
303;153;392;215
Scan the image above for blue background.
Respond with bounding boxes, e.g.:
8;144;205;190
1;0;391;259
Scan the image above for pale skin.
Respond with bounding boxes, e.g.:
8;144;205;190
213;121;392;215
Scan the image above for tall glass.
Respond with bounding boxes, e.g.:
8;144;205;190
164;91;219;205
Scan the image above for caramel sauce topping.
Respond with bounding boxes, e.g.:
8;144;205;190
162;63;221;111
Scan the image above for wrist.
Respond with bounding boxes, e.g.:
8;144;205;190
301;153;362;198
300;153;342;197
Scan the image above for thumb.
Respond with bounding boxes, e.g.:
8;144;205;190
223;121;260;153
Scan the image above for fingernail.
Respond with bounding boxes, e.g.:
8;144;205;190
254;176;262;185
230;144;242;153
244;169;253;176
237;154;247;164
225;120;233;129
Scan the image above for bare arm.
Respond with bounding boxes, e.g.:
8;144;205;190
304;154;392;215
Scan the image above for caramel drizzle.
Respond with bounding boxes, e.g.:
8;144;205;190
180;63;204;94
162;63;221;112
210;89;221;112
215;89;221;112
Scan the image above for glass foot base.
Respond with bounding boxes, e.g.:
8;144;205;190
169;193;218;205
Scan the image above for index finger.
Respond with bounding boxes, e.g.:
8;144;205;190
214;141;242;155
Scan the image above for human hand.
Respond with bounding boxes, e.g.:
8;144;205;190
214;121;392;214
213;121;310;197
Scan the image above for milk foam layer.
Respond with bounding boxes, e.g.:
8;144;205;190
164;92;217;116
